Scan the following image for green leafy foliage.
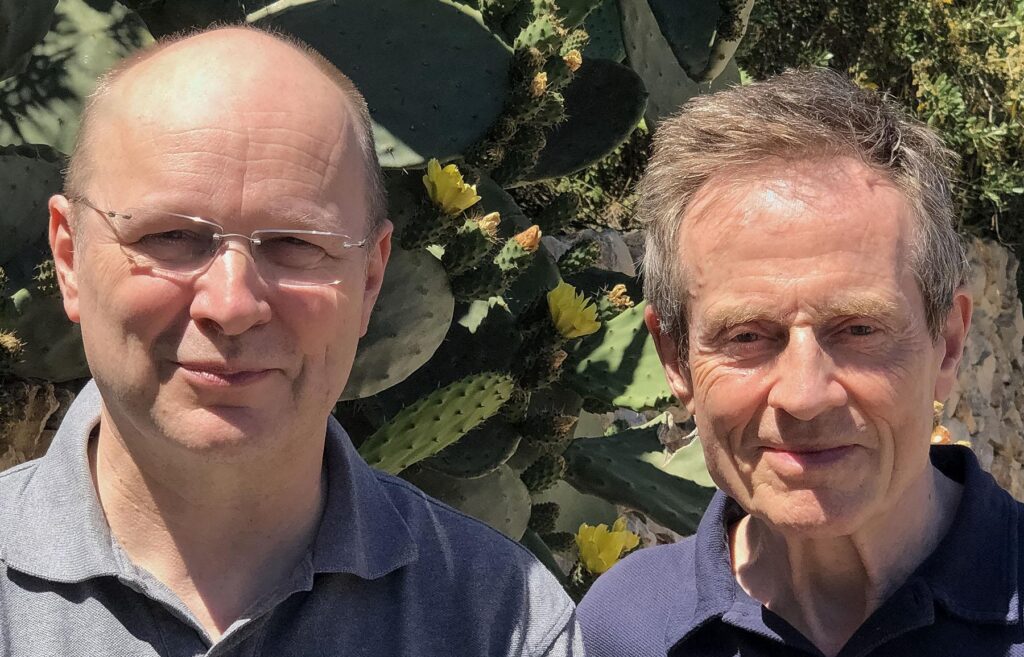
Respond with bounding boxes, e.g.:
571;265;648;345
738;0;1024;290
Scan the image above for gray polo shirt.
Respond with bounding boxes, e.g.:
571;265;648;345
0;381;582;656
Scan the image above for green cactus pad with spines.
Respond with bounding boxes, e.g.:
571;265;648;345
541;530;576;553
619;0;740;127
451;261;507;302
340;246;454;401
513;13;564;54
495;238;535;274
523;59;647;182
423;418;522;479
442;219;498;278
255;0;512;169
0;144;88;382
581;0;624;62
123;0;246;37
0;145;64;267
520;452;567;493
550;0;600;29
0;0;58;81
0;0;154;153
403;464;532;539
563;425;716;536
528;500;560;534
645;0;753;82
563;301;673;411
358;371;515;474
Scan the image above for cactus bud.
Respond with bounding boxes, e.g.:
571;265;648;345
514;225;542;252
563;49;582;72
530;71;548;98
521;453;567;493
606;284;634;310
477;212;501;239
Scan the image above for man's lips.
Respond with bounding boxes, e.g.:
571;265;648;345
176;362;274;386
760;444;859;470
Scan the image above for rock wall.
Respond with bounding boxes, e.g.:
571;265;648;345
946;238;1024;499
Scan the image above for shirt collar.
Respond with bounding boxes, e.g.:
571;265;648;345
668;445;1022;649
0;379;418;583
916;445;1020;624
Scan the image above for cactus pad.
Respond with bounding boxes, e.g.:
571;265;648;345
564;301;673;410
0;0;154;153
423;418;522;479
341;246;455;400
403;464;532;539
0;0;58;81
563;425;716;536
358;371;515;474
256;0;512;168
524;59;647;181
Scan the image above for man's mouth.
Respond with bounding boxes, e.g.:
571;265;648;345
760;444;858;470
176;362;273;386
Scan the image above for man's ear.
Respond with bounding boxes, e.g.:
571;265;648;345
48;194;81;324
359;218;393;337
933;287;972;402
644;304;694;413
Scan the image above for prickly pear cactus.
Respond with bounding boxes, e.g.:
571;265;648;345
0;0;751;592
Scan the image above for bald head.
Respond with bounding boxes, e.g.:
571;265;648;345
66;25;386;237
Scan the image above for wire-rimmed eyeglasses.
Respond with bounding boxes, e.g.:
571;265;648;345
70;197;368;287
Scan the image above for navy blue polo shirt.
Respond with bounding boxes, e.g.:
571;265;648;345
578;445;1024;656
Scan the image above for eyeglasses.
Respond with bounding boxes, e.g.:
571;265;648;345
71;197;368;287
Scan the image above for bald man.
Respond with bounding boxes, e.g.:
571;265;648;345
0;27;581;656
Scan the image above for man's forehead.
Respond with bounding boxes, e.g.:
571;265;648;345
100;29;348;136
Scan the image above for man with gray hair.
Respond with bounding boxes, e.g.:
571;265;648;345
578;69;1022;656
0;26;581;656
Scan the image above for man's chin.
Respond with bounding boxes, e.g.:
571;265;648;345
749;489;877;539
152;405;280;460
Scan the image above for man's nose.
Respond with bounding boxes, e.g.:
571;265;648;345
189;242;271;336
766;330;848;421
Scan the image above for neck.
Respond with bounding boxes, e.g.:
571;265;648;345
89;406;327;641
731;464;962;657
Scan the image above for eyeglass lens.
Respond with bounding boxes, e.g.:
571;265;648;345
106;208;355;286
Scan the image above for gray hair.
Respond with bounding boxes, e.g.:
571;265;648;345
65;24;387;238
641;67;968;351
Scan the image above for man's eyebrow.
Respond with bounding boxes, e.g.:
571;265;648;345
698;297;900;336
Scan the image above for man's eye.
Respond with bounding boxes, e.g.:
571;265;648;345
732;332;760;343
848;325;876;336
138;230;206;245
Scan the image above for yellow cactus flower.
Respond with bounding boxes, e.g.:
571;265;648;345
576;517;641;575
422;158;481;215
547;281;601;339
514;225;542;252
530;71;548;98
564;49;583;72
477;211;501;239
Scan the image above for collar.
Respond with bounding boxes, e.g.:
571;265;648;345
0;380;418;583
668;445;1022;650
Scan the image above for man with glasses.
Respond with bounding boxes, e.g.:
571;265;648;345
0;26;581;656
